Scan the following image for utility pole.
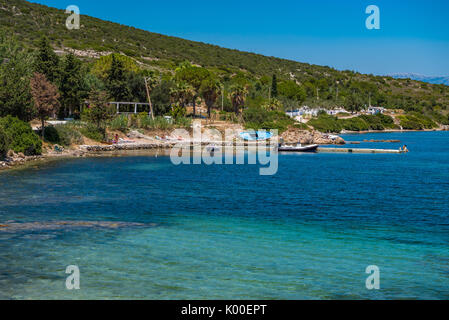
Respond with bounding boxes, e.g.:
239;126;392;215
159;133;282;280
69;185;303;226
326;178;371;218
316;88;319;101
222;85;224;111
144;76;155;120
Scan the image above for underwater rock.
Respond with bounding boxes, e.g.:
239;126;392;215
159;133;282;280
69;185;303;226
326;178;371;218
0;221;156;233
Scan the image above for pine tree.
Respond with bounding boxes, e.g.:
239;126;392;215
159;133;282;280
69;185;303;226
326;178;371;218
86;89;114;139
106;54;131;101
34;37;60;84
0;35;34;121
59;53;83;118
271;74;278;98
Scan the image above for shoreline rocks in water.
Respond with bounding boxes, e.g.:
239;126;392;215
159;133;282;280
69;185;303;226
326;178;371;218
0;221;156;233
0;150;43;170
281;128;346;145
80;143;173;152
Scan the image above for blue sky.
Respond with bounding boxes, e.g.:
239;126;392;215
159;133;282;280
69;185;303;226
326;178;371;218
31;0;449;76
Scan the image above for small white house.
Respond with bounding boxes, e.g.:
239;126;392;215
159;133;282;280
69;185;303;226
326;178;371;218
326;108;348;116
300;106;321;117
366;107;386;115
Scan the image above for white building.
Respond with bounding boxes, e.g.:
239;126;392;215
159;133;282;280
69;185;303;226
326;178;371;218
365;107;386;115
287;106;349;118
299;106;321;117
326;107;349;116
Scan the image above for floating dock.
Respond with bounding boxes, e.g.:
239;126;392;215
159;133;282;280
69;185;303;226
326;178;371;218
317;147;405;154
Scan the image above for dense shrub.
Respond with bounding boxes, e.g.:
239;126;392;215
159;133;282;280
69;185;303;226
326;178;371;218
174;117;192;128
293;123;310;130
340;117;370;131
398;116;422;130
309;113;399;132
109;114;129;132
308;114;342;133
0;116;42;155
243;107;294;133
43;126;59;143
139;116;168;130
44;125;83;146
219;111;239;123
78;123;104;142
0;126;9;159
171;104;186;119
375;114;397;128
410;113;437;129
358;115;384;130
398;113;438;130
428;111;449;125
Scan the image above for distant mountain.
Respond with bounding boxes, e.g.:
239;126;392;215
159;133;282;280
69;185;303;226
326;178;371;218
390;73;449;86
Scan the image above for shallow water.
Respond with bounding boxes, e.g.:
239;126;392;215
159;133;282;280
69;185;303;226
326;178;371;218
0;131;448;299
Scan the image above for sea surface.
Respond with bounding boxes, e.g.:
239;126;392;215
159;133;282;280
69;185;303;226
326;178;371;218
0;131;448;299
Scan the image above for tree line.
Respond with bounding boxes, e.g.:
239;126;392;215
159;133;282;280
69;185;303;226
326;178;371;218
1;32;448;141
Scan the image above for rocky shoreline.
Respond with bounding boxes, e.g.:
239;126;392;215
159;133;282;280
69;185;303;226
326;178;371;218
0;130;345;172
0;151;44;171
281;128;346;145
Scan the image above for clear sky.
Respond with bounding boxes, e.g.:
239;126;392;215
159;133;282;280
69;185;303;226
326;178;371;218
30;0;449;76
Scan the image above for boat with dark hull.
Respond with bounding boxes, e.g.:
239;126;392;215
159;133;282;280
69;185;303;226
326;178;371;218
278;144;319;153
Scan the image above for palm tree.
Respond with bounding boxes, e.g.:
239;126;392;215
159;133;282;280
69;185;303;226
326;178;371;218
200;77;221;118
262;98;283;111
229;84;249;115
170;81;195;109
175;65;210;117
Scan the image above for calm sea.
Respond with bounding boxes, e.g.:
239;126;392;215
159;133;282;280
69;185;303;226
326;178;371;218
0;131;448;299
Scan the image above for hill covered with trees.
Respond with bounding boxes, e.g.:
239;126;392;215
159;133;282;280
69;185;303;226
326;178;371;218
0;0;448;147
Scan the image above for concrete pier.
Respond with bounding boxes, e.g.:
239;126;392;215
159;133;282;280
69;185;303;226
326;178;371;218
79;143;406;154
317;147;405;154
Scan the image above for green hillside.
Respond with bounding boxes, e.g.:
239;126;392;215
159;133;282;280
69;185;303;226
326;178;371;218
1;0;449;123
1;0;326;76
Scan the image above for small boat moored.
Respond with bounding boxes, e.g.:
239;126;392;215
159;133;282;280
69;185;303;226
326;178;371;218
239;131;273;141
278;143;319;153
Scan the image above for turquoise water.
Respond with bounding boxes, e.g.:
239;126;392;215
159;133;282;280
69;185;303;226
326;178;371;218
0;131;448;299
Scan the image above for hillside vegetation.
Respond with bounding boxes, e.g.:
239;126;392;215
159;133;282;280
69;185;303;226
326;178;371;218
0;0;448;149
2;0;449;110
